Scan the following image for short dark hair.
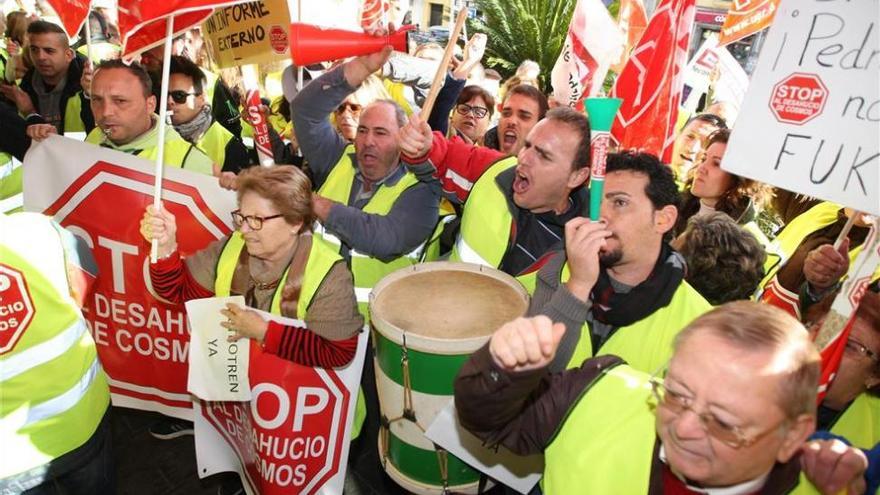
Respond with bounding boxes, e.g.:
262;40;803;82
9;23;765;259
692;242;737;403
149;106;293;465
169;55;206;94
27;20;68;47
503;84;549;120
544;106;591;171
678;212;766;305
457;85;495;118
94;59;153;98
605;151;679;210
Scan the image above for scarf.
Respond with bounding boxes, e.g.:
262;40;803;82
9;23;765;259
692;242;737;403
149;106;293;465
173;105;213;143
590;243;686;327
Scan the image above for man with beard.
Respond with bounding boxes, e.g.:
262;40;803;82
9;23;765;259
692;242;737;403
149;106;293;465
529;151;711;373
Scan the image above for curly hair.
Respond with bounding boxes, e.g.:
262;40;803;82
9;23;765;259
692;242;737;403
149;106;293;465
678;212;766;305
677;129;774;234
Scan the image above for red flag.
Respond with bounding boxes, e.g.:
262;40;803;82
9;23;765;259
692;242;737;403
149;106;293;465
44;0;90;38
117;0;242;57
610;0;695;163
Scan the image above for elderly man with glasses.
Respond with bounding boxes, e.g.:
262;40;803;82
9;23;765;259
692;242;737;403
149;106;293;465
454;302;869;494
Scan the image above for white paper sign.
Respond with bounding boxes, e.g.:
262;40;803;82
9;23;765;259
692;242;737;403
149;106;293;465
186;296;252;401
681;35;750;118
723;0;879;216
425;400;544;495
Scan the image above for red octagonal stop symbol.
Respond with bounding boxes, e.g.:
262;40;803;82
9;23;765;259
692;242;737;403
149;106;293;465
0;264;35;355
769;72;829;125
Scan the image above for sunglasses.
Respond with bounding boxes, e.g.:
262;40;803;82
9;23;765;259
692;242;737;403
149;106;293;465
336;102;363;114
168;90;200;104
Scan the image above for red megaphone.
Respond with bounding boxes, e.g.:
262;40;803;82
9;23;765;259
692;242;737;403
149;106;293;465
289;23;413;66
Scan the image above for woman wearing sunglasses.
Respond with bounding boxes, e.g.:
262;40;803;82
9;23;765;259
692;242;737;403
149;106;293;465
139;165;362;368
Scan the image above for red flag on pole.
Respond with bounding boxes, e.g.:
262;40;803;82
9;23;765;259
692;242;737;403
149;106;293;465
117;0;242;57
610;0;696;163
44;0;91;38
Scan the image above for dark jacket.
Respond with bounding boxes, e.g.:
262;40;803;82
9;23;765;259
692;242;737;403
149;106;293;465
20;52;94;133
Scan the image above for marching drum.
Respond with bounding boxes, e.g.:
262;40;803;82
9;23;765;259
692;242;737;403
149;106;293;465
370;262;529;494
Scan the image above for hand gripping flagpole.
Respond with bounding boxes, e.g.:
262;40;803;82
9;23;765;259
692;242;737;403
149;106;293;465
584;97;623;221
151;15;174;263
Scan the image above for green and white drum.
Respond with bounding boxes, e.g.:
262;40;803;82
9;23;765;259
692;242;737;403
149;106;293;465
370;262;529;494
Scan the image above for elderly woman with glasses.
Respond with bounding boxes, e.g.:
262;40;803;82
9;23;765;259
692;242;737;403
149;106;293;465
139;166;362;368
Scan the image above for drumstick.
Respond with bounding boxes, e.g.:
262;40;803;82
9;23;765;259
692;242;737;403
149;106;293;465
419;9;468;118
833;212;858;250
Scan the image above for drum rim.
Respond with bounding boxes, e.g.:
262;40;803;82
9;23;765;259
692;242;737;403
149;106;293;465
369;261;529;354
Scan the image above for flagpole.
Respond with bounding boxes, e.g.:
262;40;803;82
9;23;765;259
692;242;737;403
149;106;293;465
151;15;175;263
421;9;467;118
84;6;94;63
296;0;303;91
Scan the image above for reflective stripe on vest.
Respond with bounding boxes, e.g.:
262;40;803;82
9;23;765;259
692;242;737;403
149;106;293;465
85;127;197;169
197;121;232;169
315;145;422;316
561;263;712;372
449;156;540;292
829;393;880;450
0;155;23;214
0;213;110;478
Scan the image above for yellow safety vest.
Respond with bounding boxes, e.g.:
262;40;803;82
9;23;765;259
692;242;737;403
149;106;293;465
62;94;87;133
449;156;541;293
314;145;423;318
196;121;234;170
0;213;110;478
829;393;880;451
0;155;22;214
561;263;712;372
543;364;822;494
213;231;366;439
85;127;203;170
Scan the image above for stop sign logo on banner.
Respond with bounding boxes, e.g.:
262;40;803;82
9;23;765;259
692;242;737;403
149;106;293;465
0;264;35;354
769;73;828;125
202;348;350;494
723;0;879;216
33;152;235;416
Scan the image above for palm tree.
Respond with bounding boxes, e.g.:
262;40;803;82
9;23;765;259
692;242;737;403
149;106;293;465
469;0;619;93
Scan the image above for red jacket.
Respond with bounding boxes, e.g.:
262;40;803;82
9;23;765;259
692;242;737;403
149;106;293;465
403;131;507;204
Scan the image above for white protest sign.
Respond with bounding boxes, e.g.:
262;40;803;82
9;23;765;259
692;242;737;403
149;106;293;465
723;0;879;216
425;400;543;495
681;35;750;117
187;296;252;402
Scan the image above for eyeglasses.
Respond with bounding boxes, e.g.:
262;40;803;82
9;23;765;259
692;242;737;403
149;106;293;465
455;103;489;119
650;374;784;449
845;338;879;362
336;102;362;114
168;90;200;104
231;210;283;231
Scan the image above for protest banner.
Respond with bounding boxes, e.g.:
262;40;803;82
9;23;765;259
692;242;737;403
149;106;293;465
203;0;291;68
23;135;237;419
680;35;750;116
723;0;879;216
718;0;780;47
187;296;252;402
194;311;368;495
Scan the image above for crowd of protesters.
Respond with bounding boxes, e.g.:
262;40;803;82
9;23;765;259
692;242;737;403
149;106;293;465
1;5;878;495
